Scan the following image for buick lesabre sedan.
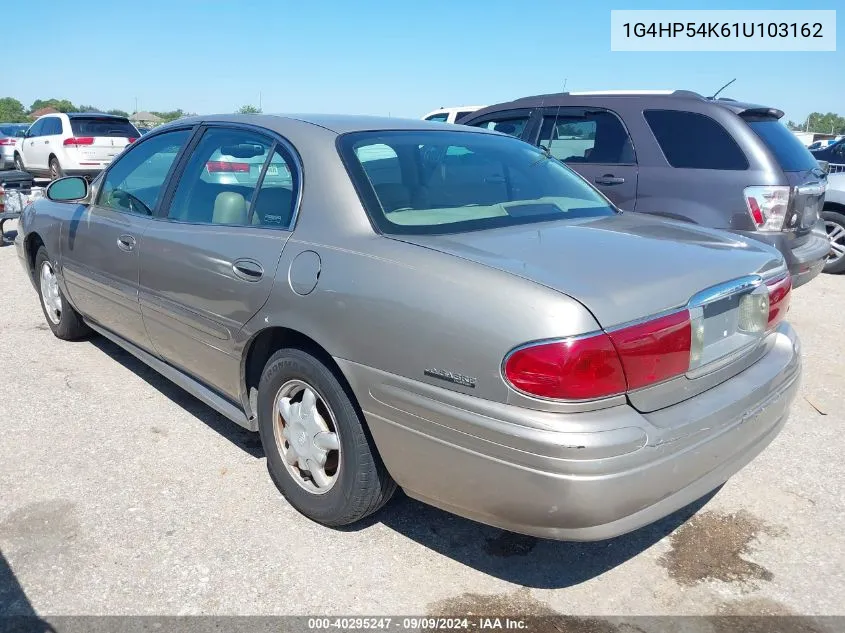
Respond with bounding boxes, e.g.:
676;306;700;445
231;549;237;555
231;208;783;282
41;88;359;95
15;114;800;540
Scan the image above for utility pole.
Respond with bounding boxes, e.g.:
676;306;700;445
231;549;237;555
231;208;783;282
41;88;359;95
134;97;138;114
563;78;568;92
259;92;262;112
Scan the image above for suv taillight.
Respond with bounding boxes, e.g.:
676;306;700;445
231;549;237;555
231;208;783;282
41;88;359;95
503;310;692;400
63;137;95;147
744;186;791;231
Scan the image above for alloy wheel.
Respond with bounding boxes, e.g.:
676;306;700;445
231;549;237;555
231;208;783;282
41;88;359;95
826;220;845;266
273;379;341;494
39;261;62;324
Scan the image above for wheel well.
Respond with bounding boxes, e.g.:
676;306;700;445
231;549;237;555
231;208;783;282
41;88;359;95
242;327;354;418
25;232;44;278
824;201;845;215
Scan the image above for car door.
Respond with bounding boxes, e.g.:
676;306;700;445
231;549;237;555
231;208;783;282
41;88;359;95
534;108;639;211
42;116;64;171
23;118;46;171
61;128;193;350
140;124;299;399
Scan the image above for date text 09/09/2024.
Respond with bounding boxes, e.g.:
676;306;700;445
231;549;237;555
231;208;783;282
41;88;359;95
622;22;823;39
307;617;529;630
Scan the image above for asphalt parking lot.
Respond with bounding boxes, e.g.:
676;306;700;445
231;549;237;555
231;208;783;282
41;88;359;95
0;222;843;618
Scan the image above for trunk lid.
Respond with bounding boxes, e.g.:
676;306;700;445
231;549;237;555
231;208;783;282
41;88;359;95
68;116;138;164
397;213;784;328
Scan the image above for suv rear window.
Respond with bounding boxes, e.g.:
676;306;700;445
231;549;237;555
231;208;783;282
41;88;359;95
339;130;615;236
744;118;820;172
70;117;138;138
644;110;749;170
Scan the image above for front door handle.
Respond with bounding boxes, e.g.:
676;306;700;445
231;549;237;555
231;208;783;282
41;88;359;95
595;175;625;186
117;234;136;252
232;258;264;281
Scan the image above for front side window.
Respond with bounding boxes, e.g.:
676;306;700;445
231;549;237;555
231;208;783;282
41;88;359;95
98;129;191;215
644;110;749;170
538;110;634;164
471;116;529;138
340;130;616;236
167;127;297;227
27;120;44;137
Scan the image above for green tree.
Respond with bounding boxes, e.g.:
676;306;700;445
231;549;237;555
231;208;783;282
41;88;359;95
802;112;845;135
30;98;77;113
78;104;102;113
237;104;262;114
0;97;28;122
151;109;187;123
107;109;130;117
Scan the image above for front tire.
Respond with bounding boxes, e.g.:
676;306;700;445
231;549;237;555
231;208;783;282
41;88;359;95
49;156;63;180
34;246;90;340
257;347;396;526
822;210;845;274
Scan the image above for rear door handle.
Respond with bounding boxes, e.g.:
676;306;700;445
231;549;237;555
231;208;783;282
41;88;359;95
595;175;625;185
117;234;136;252
232;258;264;281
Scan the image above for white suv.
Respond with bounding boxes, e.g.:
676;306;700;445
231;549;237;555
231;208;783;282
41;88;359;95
17;113;140;180
421;106;486;124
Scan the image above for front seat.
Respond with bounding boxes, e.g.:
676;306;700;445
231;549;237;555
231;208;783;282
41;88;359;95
212;191;248;225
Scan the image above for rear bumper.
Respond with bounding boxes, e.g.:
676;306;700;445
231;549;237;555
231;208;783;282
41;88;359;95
338;323;801;541
738;222;830;288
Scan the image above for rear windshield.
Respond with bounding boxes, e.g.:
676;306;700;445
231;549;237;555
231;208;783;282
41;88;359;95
745;118;820;172
339;130;615;235
69;117;139;138
0;124;27;136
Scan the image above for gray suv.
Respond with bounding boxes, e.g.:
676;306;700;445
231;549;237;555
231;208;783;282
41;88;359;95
460;91;830;287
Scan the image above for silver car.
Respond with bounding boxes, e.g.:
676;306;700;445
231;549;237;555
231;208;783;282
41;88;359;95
15;115;800;540
0;123;28;170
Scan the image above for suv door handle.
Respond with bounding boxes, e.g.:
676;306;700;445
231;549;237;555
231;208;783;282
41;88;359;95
595;175;625;185
117;234;136;252
232;258;264;281
44;140;50;144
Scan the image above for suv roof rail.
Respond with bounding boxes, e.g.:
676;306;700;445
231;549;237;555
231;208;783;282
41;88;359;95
562;89;704;98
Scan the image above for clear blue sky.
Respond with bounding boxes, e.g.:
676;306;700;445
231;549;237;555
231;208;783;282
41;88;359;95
7;0;843;124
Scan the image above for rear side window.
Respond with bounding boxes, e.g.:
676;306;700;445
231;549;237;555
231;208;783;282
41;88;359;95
70;117;139;138
745;118;820;172
644;110;749;170
471;116;530;137
425;113;449;123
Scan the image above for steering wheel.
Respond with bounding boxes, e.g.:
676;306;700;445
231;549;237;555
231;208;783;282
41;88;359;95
111;189;152;215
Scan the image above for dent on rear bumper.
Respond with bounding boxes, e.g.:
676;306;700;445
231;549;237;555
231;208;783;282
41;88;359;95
336;322;801;541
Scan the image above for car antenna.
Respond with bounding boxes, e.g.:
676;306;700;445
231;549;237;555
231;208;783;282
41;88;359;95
541;105;562;158
710;78;736;100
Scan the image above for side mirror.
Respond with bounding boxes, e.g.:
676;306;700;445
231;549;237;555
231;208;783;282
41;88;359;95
46;176;89;202
15;130;26;138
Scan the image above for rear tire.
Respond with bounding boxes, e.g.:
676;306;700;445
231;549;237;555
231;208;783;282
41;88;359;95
49;156;63;180
34;246;90;340
13;153;24;172
257;347;396;526
822;210;845;274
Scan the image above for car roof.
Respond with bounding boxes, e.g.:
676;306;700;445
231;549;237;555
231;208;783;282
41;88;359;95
65;112;131;120
159;113;502;135
468;90;784;120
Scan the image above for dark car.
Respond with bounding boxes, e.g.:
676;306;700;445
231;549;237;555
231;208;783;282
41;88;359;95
811;137;845;170
459;90;831;288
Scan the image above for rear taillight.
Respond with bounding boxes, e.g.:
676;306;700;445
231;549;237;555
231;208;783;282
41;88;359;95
0;186;5;212
607;310;691;391
0;138;17;146
63;137;95;147
127;137;136;144
206;161;249;173
504;334;626;400
766;275;791;330
744;186;790;231
505;274;792;401
504;310;692;400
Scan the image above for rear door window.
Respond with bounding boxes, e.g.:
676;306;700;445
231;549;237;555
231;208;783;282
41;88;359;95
43;118;63;135
70;117;139;138
744;118;821;172
538;109;635;164
644;110;749;170
470;116;530;138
